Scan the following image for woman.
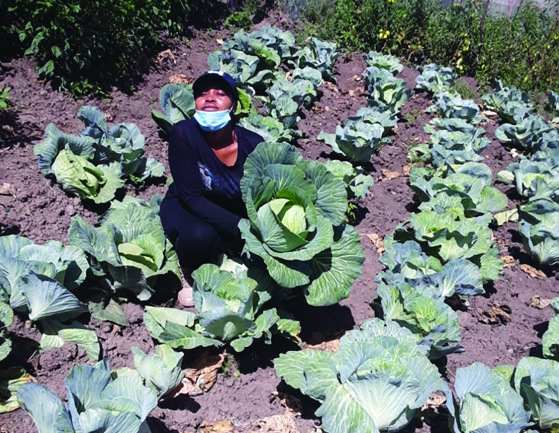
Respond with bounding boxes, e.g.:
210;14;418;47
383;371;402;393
159;71;263;305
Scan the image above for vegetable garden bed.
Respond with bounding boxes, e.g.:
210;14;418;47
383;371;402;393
0;16;558;433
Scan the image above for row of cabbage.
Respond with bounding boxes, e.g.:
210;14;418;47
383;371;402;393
274;61;559;433
486;82;559;267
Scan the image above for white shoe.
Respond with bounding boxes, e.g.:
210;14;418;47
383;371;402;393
177;284;194;307
177;269;195;307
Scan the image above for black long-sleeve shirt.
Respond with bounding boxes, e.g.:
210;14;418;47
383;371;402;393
165;119;263;238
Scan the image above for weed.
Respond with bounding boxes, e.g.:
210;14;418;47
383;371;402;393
225;10;253;30
405;108;421;124
452;81;476;100
0;87;11;110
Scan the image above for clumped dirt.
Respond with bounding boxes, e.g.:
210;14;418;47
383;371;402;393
1;14;558;433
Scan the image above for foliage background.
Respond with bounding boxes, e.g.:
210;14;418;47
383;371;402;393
279;0;559;96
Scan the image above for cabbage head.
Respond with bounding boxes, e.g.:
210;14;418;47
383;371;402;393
446;362;532;433
239;142;364;306
275;319;446;433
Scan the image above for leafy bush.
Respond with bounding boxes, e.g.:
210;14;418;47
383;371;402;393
6;0;192;94
35;106;164;204
68;195;181;301
275;318;446;433
144;261;301;352
17;359;158;432
445;363;532;433
239;142;364;306
300;0;559;94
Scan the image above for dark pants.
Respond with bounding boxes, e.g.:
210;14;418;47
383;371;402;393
160;195;225;270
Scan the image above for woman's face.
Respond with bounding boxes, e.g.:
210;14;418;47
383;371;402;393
195;82;234;112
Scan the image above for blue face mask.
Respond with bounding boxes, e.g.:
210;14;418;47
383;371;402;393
194;109;232;131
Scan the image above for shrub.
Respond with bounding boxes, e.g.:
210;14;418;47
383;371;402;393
2;0;214;94
296;0;559;94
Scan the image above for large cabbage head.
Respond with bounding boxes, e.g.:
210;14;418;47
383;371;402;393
239;142;364;306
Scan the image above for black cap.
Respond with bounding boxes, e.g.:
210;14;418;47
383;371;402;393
192;71;238;104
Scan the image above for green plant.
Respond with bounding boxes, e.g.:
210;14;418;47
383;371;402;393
17;359;158;433
297;0;559;94
405;108;421;124
144;261;301;352
35;106;165;204
224;10;253;30
543;298;559;361
511;357;559;430
275;318;446;433
445;363;532;433
6;0;190;95
239;141;365;306
0;87;10;110
68;195;181;301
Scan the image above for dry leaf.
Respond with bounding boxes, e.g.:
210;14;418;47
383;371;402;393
195;420;237;433
0;182;15;196
402;164;411;176
306;338;341;353
481;110;498;117
176;353;225;396
520;264;546;279
156;49;176;65
351;75;361;81
381;169;400;180
348;89;355;97
530;294;551;310
355;86;365;93
325;82;338;92
476;304;511;325
249;411;300;433
169;74;192;84
365;233;385;254
324;106;330;112
216;38;224;44
501;255;515;268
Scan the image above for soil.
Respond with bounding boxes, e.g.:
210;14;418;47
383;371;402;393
1;12;558;433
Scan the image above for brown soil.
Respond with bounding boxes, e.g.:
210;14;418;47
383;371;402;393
1;14;558;433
